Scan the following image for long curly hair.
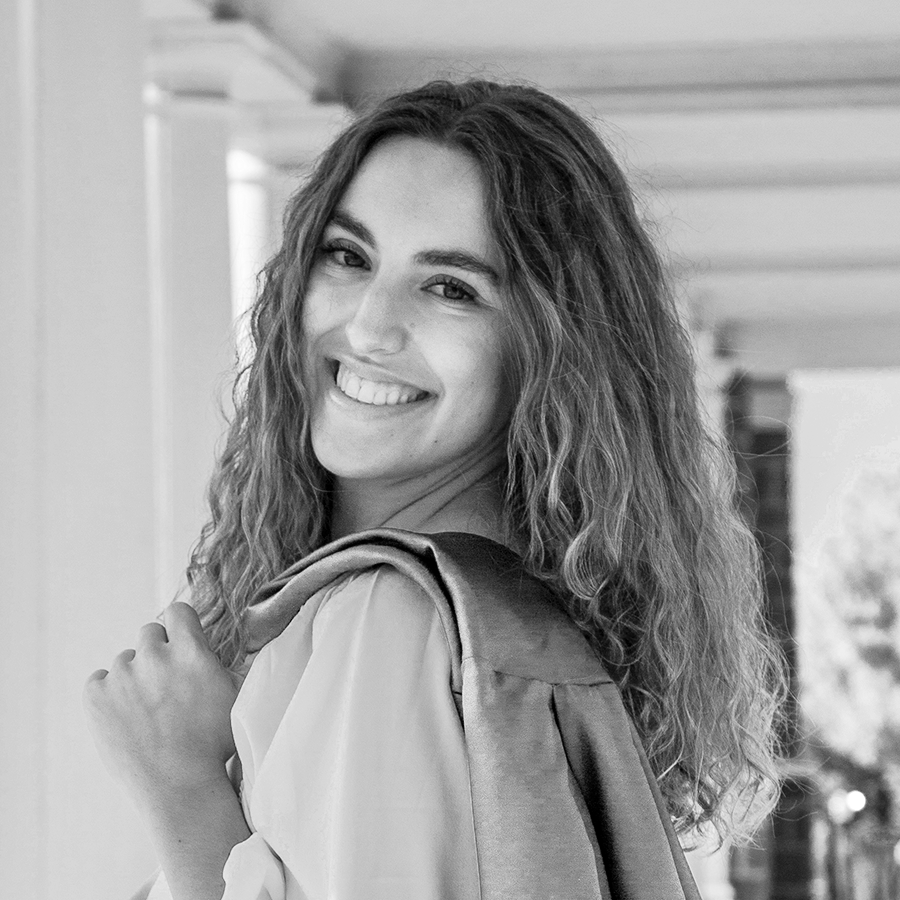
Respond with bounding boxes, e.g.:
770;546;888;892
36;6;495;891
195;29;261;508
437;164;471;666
189;79;786;843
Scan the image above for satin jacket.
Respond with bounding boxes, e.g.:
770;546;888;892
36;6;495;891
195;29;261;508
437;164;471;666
244;528;701;900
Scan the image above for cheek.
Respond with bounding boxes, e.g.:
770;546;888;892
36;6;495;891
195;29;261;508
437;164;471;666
301;282;333;338
451;336;511;420
301;284;348;374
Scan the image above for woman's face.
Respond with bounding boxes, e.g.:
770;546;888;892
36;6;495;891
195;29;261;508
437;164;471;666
302;136;513;487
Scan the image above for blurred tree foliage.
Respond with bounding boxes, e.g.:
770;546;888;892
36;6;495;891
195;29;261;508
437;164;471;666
804;463;900;808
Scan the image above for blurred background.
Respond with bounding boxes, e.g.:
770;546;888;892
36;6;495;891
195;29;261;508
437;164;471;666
2;0;900;897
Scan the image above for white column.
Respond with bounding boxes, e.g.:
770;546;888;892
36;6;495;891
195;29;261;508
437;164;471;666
0;0;159;896
267;165;302;237
145;90;236;604
228;148;274;365
684;293;735;436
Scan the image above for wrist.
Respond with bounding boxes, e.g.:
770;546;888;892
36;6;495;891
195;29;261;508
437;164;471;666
140;773;250;900
136;765;235;822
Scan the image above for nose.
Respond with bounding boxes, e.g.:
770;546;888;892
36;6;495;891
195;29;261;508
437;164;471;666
344;278;407;356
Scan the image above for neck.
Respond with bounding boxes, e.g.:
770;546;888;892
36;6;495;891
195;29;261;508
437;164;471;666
329;451;509;546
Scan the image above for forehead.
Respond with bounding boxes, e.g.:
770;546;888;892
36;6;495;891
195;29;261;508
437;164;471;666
337;136;495;256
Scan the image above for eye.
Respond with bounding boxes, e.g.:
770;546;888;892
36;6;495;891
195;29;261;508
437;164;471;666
320;239;369;269
424;276;478;305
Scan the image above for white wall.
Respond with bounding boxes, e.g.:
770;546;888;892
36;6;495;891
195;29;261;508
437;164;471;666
791;369;900;581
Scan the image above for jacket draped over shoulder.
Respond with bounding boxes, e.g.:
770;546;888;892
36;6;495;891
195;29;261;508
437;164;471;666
244;528;701;900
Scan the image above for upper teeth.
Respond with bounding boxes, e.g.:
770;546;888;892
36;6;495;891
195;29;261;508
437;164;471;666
335;363;427;406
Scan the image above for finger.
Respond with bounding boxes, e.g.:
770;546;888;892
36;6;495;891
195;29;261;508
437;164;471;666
112;648;136;668
83;669;109;709
137;621;168;650
162;602;209;648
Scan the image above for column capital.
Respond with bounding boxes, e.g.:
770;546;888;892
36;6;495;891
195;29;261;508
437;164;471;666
146;18;317;104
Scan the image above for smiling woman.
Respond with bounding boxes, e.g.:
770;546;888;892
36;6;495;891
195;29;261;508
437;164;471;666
84;79;786;900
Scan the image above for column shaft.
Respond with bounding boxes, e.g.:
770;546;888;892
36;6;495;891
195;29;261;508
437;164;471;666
0;0;159;894
146;95;235;603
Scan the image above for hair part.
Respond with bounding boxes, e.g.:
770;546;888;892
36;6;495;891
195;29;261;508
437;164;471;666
188;79;786;844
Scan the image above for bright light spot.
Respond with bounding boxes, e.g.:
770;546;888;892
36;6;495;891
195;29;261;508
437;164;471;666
894;839;900;866
846;790;867;813
827;790;849;823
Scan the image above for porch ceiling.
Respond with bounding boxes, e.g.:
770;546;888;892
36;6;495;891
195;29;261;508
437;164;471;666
145;0;900;336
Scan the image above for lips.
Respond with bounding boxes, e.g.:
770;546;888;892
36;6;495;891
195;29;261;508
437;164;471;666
333;361;429;406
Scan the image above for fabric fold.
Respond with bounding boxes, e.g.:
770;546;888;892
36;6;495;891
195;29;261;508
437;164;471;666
462;658;608;900
553;681;697;900
222;833;287;900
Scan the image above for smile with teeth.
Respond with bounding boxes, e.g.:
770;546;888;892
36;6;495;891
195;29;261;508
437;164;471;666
334;362;429;406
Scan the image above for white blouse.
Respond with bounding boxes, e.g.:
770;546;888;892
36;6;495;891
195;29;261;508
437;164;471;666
149;565;481;900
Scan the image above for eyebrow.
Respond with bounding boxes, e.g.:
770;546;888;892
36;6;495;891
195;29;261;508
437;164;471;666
327;208;501;286
329;209;375;246
415;249;500;285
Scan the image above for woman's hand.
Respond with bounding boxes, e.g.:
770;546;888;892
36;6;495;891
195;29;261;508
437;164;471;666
84;603;252;900
83;601;239;810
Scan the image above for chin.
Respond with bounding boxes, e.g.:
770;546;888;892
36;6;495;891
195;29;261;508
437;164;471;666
311;441;400;483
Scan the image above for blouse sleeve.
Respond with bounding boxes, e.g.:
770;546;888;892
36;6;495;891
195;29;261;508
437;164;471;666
221;833;286;900
225;565;481;900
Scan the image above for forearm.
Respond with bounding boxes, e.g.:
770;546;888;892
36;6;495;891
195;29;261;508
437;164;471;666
139;775;251;900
